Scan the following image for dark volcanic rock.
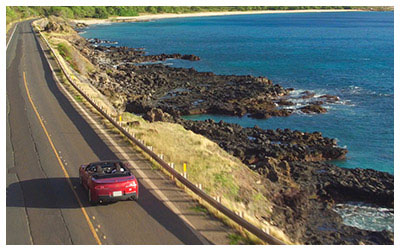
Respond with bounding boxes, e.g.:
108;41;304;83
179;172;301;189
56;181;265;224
275;99;295;106
75;22;88;28
73;40;341;120
320;94;340;103
179;119;348;165
181;54;200;61
248;111;272;119
125;99;151;114
300;104;328;114
143;108;175;123
290;161;393;208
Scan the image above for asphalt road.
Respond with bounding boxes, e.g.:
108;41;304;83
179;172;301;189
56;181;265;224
6;20;232;245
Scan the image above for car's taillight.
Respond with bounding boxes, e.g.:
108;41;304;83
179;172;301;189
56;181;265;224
95;185;106;190
125;180;137;188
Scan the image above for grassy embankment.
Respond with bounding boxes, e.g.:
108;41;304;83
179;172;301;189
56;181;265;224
33;18;117;117
33;17;294;244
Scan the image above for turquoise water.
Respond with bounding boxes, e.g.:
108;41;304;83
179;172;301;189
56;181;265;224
82;11;394;174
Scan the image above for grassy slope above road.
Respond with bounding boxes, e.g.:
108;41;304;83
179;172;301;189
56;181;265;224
33;17;294;244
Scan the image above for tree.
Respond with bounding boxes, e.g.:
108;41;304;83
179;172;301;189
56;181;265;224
94;7;108;19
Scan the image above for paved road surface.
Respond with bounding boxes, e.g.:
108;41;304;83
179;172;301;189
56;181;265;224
6;20;233;245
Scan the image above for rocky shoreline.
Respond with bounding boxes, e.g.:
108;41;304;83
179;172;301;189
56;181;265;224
44;19;393;244
76;37;339;119
145;111;393;244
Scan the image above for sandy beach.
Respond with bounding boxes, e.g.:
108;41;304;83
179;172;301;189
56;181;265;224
72;9;362;25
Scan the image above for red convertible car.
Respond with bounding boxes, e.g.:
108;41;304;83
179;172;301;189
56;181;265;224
79;160;139;205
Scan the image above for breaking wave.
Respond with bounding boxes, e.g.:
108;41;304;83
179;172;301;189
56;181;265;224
333;202;394;232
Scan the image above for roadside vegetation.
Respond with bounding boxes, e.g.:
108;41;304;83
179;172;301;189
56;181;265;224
55;41;94;75
7;6;393;25
228;233;254;245
35;18;117;118
33;17;95;76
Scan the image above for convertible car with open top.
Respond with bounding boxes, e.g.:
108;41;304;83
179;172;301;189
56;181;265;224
79;160;139;205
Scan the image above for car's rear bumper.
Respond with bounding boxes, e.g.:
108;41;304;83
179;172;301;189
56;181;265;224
98;192;138;202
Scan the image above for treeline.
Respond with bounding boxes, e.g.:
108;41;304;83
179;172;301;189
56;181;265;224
5;6;379;24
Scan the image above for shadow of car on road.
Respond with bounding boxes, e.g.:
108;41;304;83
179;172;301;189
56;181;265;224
7;177;207;244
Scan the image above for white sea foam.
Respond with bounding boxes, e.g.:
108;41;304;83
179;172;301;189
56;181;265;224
333;202;393;232
283;87;355;112
342;85;393;98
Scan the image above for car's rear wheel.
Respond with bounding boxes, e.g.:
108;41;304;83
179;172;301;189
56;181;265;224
88;189;97;205
131;193;139;201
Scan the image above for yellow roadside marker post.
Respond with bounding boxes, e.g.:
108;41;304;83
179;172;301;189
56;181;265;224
183;163;187;178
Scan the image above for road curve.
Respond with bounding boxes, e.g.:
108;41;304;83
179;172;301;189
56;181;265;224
6;20;232;245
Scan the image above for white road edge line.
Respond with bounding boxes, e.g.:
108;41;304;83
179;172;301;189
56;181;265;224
37;31;210;245
7;23;18;50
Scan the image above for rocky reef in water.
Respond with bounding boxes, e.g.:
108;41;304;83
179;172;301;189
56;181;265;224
68;32;393;244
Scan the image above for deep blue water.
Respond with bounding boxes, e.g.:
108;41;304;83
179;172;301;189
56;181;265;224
82;12;394;174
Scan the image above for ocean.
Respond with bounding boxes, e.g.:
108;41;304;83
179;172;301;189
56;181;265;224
81;11;394;232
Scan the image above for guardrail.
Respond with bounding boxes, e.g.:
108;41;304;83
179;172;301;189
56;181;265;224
32;22;285;245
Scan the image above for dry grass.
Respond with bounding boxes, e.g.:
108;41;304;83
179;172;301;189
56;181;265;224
119;112;292;244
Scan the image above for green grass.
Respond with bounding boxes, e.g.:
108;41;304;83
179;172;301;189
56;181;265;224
74;95;83;102
252;193;264;202
190;204;209;214
228;233;254;245
57;42;79;72
213;172;239;198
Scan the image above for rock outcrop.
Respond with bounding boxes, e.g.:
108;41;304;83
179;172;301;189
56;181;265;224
71;39;337;120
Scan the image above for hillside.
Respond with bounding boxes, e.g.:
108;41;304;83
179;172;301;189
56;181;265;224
6;6;393;25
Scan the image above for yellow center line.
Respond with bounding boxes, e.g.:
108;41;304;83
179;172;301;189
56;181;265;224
23;71;102;245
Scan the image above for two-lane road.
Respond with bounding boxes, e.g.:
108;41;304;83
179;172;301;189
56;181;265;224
6;20;230;245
